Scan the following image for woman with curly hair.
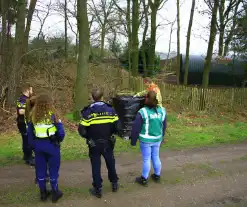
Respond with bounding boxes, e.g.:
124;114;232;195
27;93;65;203
26;95;50;185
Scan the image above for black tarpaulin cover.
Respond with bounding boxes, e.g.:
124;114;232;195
113;95;145;139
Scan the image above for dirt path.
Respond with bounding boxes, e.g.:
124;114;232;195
1;142;247;207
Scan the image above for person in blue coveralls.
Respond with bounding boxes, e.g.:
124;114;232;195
27;94;65;203
78;88;119;198
130;90;167;186
26;95;50;185
16;84;35;166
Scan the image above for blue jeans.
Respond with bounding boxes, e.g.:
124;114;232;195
140;141;162;179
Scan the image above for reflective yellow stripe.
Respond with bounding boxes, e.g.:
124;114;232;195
34;124;57;138
82;116;118;123
16;102;26;108
80;116;118;126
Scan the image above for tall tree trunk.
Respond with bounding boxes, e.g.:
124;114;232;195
167;20;175;61
6;15;12;82
100;25;106;58
142;0;148;77
1;0;7;80
131;0;139;77
218;29;224;56
127;0;132;72
64;0;68;58
202;0;219;88
176;0;181;85
75;31;79;56
74;0;90;120
218;0;225;56
148;6;157;76
184;0;196;85
23;0;37;54
7;0;26;105
224;36;232;56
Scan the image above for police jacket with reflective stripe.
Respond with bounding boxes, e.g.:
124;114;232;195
27;114;65;148
78;102;119;141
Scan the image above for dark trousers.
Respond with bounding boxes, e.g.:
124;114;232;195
89;145;118;189
35;164;49;182
35;140;61;191
21;133;33;159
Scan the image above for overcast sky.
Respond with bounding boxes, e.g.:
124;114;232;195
29;0;213;56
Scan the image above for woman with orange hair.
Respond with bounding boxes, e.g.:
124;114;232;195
134;78;162;106
27;94;65;203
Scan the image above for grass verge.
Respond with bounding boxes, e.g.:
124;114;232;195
1;113;247;165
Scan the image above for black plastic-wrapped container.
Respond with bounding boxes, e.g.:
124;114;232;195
113;95;145;139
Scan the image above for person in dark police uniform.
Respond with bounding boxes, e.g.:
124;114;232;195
16;84;35;166
78;88;119;198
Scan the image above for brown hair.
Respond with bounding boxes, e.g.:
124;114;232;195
145;91;158;108
31;94;57;124
25;96;37;122
92;88;104;102
21;83;32;93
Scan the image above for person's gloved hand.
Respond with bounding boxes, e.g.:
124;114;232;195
133;95;137;98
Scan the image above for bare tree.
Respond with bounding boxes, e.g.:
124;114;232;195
131;0;139;76
65;0;68;57
184;0;196;85
202;0;243;56
167;18;176;61
89;0;116;57
35;0;53;39
127;0;132;71
147;0;168;76
176;0;180;84
223;0;242;56
56;0;78;54
23;0;38;54
141;0;149;76
114;0;132;71
202;0;220;88
218;0;242;56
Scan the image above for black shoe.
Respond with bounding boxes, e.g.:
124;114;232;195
89;188;102;198
25;158;35;166
135;176;148;186
28;158;35;166
112;182;118;192
25;159;30;165
151;174;161;183
52;190;63;203
23;155;27;161
40;190;51;201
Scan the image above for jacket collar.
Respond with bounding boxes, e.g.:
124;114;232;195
90;101;105;107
